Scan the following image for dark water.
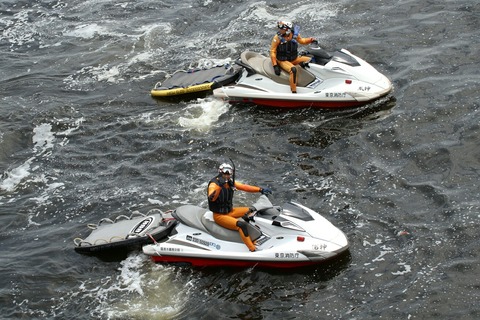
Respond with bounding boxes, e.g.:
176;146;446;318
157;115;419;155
1;0;479;319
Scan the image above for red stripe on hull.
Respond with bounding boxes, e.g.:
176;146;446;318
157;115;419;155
150;255;320;269
230;98;366;109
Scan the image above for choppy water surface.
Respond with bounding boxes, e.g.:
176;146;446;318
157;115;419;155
1;0;479;319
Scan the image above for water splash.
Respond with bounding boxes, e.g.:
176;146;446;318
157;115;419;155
178;97;230;132
71;253;189;319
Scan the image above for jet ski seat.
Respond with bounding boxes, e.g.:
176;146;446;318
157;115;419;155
240;51;316;87
201;211;262;243
173;205;262;244
173;205;210;233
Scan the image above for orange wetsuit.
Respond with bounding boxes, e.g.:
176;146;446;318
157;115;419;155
270;32;315;92
207;176;261;251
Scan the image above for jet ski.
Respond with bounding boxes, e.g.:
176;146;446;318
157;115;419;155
142;195;349;268
213;47;393;108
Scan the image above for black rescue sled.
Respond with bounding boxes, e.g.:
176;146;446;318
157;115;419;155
73;210;176;256
151;64;241;98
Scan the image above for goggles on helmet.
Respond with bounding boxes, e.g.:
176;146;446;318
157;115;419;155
219;164;233;175
277;21;292;30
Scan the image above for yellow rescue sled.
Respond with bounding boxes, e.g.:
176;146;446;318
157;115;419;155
151;64;241;98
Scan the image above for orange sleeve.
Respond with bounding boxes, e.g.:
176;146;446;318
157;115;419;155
297;35;314;45
270;35;280;66
234;181;261;193
208;182;222;202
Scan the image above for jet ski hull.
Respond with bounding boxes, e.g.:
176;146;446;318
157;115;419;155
149;255;340;268
219;95;370;109
213;49;393;109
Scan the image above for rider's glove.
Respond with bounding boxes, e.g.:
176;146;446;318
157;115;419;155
274;65;281;76
300;62;310;69
260;187;272;195
242;214;255;223
311;39;318;45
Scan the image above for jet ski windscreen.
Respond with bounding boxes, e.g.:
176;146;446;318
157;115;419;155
331;51;360;66
281;203;314;221
252;195;273;211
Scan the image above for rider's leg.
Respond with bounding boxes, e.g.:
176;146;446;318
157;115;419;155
214;208;256;251
278;60;297;93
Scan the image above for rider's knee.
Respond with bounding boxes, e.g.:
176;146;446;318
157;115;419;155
236;220;249;237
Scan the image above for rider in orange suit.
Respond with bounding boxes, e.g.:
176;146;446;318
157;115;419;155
270;21;317;93
207;163;271;252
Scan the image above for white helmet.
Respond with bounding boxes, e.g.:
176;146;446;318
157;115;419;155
218;163;233;175
277;21;293;31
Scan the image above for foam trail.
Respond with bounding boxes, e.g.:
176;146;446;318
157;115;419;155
178;97;230;132
0;123;55;192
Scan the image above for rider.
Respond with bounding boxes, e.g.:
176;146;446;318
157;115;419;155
207;163;272;252
270;21;317;93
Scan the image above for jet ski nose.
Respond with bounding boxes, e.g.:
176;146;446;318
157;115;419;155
376;74;393;91
297;250;338;260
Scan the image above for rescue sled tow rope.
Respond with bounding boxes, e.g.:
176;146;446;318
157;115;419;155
161;209;176;222
146;233;165;257
146;233;158;245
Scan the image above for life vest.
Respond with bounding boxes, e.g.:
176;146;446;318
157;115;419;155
276;33;298;61
207;176;235;213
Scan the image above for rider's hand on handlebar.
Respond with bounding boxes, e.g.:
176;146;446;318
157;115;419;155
260;187;272;195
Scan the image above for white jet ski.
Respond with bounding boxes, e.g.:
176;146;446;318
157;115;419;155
142;195;349;268
213;47;392;109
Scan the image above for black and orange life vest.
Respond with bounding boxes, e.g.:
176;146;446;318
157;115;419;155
207;175;235;213
276;33;299;61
